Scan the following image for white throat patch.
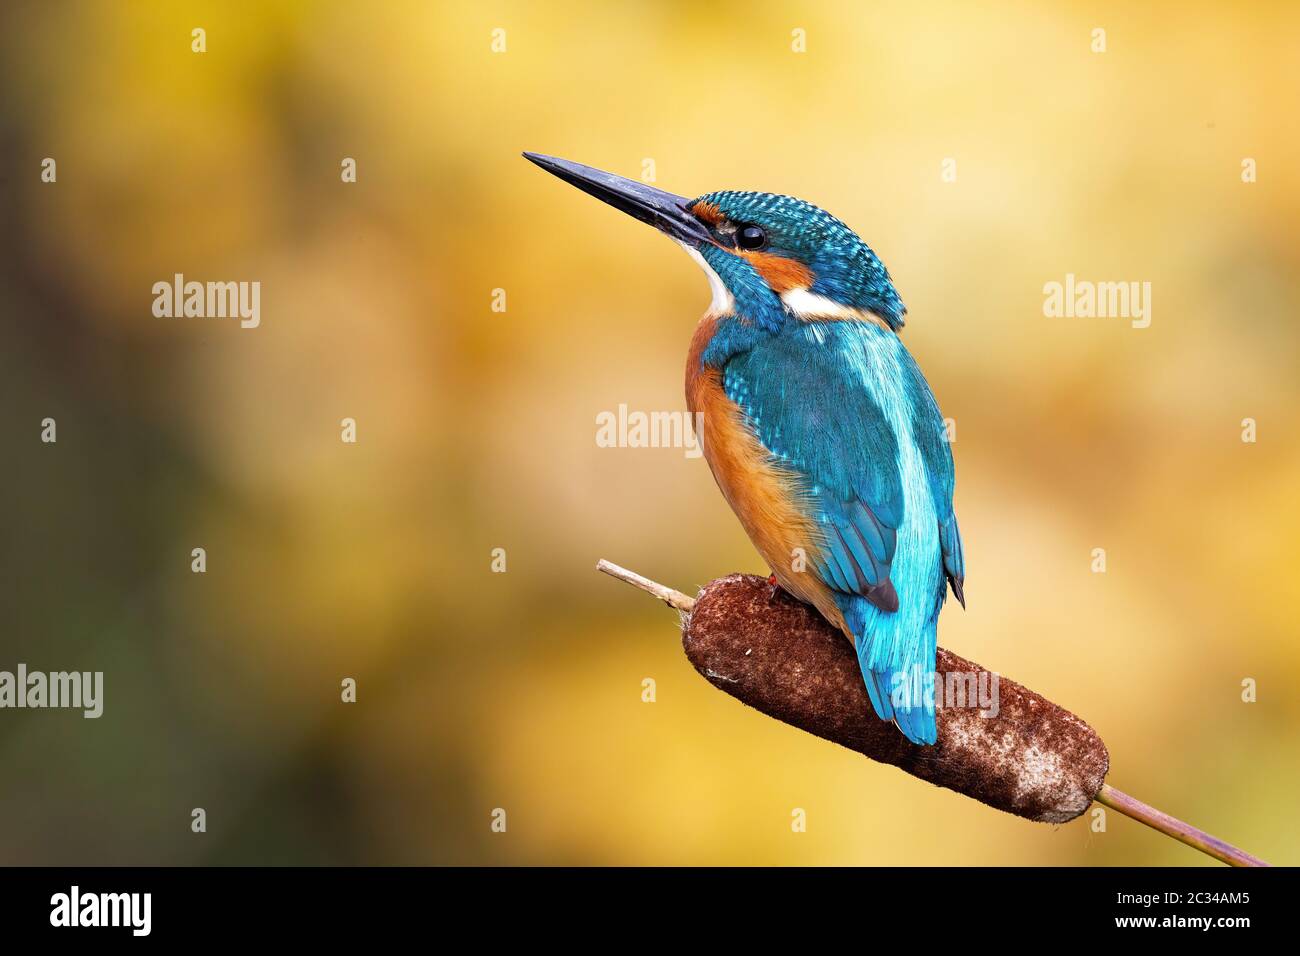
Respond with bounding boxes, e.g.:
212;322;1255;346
678;242;736;316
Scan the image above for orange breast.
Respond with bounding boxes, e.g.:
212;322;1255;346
685;315;849;638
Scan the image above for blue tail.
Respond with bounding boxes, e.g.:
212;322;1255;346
838;594;938;746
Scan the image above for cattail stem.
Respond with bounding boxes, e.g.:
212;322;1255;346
1095;784;1268;867
597;558;1270;868
596;559;695;612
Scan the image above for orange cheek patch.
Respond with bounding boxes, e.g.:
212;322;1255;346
740;251;815;293
691;201;724;226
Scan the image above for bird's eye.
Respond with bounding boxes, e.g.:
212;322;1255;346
736;225;767;250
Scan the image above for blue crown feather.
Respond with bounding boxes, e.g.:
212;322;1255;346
693;190;907;331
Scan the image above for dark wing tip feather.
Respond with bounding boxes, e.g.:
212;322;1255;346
867;579;899;613
949;575;966;609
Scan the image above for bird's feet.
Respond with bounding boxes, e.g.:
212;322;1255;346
766;573;786;603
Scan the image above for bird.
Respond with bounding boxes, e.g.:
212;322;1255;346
524;152;965;745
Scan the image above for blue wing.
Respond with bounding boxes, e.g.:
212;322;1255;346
723;331;906;613
897;347;965;606
723;322;964;744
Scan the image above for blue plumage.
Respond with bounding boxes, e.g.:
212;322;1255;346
684;189;964;745
721;320;959;744
521;152;964;746
693;191;907;329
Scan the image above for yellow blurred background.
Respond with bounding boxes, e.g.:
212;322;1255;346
1;0;1297;865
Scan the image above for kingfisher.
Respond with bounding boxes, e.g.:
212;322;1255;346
525;153;965;745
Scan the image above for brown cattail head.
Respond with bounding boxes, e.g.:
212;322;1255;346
683;574;1109;823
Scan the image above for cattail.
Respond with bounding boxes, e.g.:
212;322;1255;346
598;560;1268;866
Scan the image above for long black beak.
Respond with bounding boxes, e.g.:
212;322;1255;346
523;152;713;247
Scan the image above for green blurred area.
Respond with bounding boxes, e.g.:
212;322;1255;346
1;0;1297;865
